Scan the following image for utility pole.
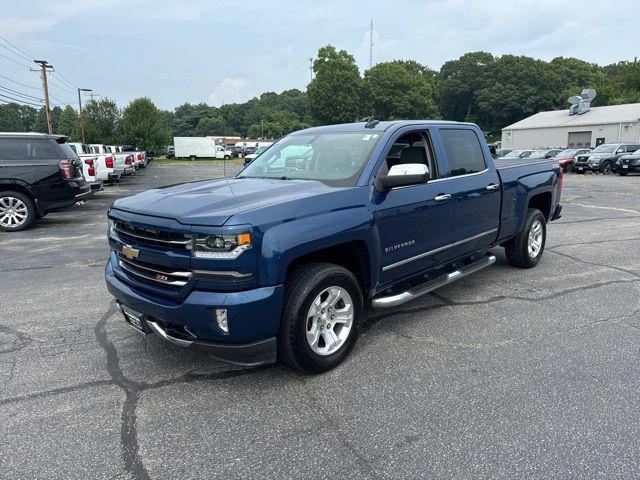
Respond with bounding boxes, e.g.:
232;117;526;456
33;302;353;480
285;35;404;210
309;57;313;82
77;88;92;144
261;119;264;139
369;19;374;69
34;60;53;134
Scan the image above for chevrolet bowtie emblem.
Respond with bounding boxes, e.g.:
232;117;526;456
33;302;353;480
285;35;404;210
121;244;139;259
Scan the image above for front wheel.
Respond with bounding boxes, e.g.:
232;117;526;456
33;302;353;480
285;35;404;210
224;155;231;160
278;263;362;373
600;161;613;174
504;208;546;268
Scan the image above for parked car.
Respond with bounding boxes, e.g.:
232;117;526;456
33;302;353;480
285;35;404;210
551;148;592;172
228;146;244;158
243;145;270;166
528;149;563;160
67;142;104;192
497;149;536;160
574;143;640;174
121;145;147;169
89;144;133;177
495;148;513;157
105;120;563;372
0;133;91;231
616;148;640;175
166;145;175;158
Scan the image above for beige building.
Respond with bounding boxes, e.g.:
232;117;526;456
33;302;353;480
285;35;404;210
501;103;640;149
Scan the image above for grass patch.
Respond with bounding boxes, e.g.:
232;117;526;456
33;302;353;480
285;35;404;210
152;156;244;165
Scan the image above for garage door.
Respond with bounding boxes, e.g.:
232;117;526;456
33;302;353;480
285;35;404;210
567;131;592;148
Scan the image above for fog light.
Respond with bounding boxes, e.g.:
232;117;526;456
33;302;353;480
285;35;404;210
215;309;229;333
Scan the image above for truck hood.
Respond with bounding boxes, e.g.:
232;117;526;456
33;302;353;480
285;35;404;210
111;177;339;226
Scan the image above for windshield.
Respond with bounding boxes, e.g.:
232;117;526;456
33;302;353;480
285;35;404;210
255;146;269;155
591;144;617;153
239;132;381;187
556;149;578;157
504;150;523;157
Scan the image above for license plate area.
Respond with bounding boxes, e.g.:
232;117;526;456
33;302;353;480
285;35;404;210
623;165;629;169
120;304;152;335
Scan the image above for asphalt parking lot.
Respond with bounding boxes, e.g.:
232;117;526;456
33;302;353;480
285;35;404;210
1;164;639;479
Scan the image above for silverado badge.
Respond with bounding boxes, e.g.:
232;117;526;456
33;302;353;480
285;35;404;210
121;245;140;260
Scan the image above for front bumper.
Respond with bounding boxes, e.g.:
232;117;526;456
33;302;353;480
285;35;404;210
105;258;283;366
573;163;597;172
616;163;640;173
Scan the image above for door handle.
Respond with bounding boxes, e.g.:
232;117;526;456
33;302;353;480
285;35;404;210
434;193;452;202
486;183;499;191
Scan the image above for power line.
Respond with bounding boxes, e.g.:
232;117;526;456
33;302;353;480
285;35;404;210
51;71;76;89
0;84;43;102
48;76;75;94
0;92;43;107
0;40;33;64
0;73;41;91
0;34;34;62
0;51;31;69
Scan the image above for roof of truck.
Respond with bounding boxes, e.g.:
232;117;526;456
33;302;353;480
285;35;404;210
293;120;474;135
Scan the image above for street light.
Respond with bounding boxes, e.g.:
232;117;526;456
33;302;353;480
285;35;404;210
77;88;92;144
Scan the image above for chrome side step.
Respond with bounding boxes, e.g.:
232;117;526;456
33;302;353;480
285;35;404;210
371;254;496;308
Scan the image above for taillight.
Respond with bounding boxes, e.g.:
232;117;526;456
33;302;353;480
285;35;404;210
137;152;142;160
84;158;96;177
558;166;564;193
125;155;133;165
105;155;114;168
59;159;74;179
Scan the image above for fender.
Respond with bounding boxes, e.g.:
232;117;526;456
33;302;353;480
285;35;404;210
514;170;557;234
259;206;377;286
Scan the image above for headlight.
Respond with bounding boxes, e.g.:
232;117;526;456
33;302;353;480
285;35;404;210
108;218;115;236
192;233;252;258
589;156;600;164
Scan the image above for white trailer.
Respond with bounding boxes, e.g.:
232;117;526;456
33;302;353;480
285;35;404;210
174;137;232;159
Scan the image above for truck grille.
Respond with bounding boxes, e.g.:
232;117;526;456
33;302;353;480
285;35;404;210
114;220;191;250
117;254;192;287
576;156;589;163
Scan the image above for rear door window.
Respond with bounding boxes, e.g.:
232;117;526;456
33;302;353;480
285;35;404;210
0;137;60;160
439;128;487;177
58;142;80;160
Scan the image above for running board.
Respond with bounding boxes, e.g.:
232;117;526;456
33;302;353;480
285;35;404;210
371;254;496;308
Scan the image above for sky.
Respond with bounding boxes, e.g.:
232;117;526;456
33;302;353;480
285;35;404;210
1;0;639;111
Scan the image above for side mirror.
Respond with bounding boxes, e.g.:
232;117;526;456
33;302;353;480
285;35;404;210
375;164;429;190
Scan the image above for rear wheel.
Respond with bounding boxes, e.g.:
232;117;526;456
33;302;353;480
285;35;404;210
278;263;362;373
504;208;546;268
0;191;36;232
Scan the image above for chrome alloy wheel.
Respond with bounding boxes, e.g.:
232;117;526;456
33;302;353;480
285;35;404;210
306;286;354;356
527;220;543;258
0;196;28;228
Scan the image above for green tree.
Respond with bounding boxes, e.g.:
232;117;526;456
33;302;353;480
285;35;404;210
437;51;494;121
194;116;225;136
364;60;439;120
57;105;78;138
0;103;23;131
33;107;49;133
307;45;368;124
83;98;120;144
119;97;170;149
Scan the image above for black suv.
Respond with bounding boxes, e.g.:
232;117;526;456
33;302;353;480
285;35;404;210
0;133;91;232
574;143;640;174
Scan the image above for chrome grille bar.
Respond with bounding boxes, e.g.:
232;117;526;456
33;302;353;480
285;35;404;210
117;255;192;287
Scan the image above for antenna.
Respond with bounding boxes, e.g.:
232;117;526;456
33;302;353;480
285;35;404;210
369;19;374;68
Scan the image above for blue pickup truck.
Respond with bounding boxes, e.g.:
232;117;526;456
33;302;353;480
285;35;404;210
105;120;563;373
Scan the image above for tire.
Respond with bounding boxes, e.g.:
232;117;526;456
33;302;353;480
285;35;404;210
0;191;36;232
600;161;613;174
504;208;546;269
278;263;363;373
224;155;231;160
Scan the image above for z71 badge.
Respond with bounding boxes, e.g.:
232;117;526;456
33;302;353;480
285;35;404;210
385;240;416;253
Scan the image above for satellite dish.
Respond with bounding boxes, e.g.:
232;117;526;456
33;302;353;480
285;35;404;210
581;89;597;100
568;89;596;115
568;96;581;105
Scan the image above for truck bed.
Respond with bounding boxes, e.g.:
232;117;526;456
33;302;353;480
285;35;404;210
494;158;560;244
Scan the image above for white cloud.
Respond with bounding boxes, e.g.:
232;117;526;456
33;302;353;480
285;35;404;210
207;78;250;106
